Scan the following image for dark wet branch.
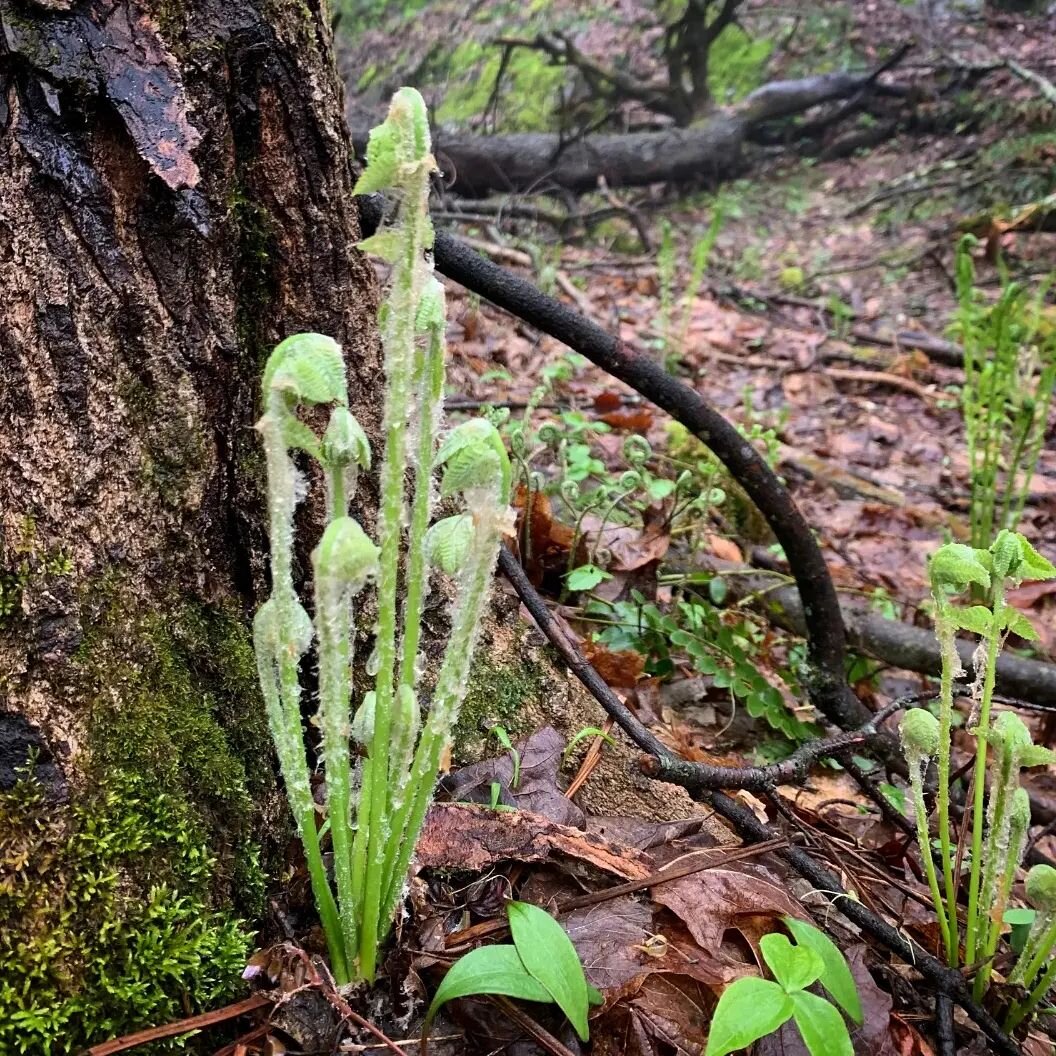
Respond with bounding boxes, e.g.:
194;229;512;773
362;197;868;733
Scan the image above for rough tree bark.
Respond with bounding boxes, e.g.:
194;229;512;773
0;0;380;1046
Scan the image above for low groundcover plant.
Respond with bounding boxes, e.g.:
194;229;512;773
254;87;512;983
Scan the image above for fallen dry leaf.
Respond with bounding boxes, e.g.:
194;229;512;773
417;802;651;880
652;867;806;955
582;640;646;687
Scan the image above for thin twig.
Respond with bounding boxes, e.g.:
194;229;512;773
87;995;271;1056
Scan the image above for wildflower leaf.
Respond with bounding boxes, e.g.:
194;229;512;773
424;514;474;573
440;443;502;497
424;944;553;1026
1016;536;1056;581
704;978;794;1056
760;933;823;992
566;564;612;592
790;989;854;1056
783;917;863;1024
507;900;591;1041
1004;609;1040;641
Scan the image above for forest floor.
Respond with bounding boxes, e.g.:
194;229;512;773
185;2;1056;1054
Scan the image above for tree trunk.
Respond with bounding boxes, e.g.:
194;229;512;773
0;1;380;1049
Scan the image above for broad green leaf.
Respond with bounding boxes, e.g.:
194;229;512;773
790;990;854;1056
507;901;591;1041
1016;536;1056;581
424;514;474;574
783;918;863;1025
263;333;347;406
704;977;794;1056
566;564;612;592
760;933;823;993
951;605;993;636
1004;609;1040;642
929;543;991;592
424;944;553;1026
440;443;502;497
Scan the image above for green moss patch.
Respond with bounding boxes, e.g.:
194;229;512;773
0;771;250;1054
454;647;541;758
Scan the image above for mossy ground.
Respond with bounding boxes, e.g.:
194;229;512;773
0;582;276;1053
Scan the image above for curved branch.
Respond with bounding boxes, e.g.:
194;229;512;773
361;199;869;731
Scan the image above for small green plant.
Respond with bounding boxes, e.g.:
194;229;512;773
489;725;521;788
425;900;603;1044
901;530;1056;1019
562;725;617;766
951;236;1056;550
654;211;724;368
254;88;512;984
705;917;862;1056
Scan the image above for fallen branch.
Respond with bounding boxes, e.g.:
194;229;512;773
358;198;868;732
357;50;912;195
712;563;1056;707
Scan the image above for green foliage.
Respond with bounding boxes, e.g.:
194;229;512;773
910;531;1056;1019
255;89;513;984
951;236;1056;550
705;921;859;1056
591;591;817;744
434;40;567;131
0;771;249;1055
426;901;602;1041
707;24;773;103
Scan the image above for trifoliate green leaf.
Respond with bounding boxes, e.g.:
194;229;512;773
424;514;474;574
759;933;823;992
704;978;794;1056
264;333;348;406
321;407;371;470
782;918;863;1025
929;542;991;593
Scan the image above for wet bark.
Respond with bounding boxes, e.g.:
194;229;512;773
0;0;379;944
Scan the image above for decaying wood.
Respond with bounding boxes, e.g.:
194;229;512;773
357;60;910;196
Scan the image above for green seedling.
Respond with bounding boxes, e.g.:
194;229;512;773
489;725;521;789
562;726;618;767
705;918;861;1056
425;901;603;1045
254;88;512;984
